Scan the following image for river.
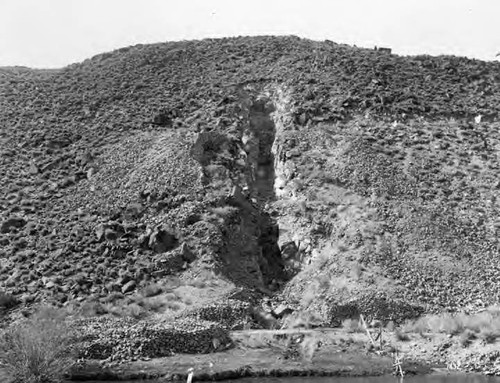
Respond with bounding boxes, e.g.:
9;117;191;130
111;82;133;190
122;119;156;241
85;374;500;383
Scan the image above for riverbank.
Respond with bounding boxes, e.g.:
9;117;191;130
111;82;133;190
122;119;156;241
3;324;498;382
68;328;440;381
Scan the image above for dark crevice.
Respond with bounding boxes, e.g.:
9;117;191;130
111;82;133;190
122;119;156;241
249;99;277;205
248;98;286;288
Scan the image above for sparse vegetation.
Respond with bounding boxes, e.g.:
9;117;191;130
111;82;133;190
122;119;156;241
282;310;323;329
0;307;76;383
401;307;500;342
342;318;364;333
394;329;410;342
459;329;476;347
140;283;163;298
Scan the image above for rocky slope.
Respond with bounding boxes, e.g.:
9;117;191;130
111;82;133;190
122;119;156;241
1;36;500;325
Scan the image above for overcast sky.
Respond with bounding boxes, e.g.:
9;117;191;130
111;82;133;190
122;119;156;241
1;0;499;68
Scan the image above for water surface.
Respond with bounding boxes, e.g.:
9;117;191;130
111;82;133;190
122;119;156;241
86;374;500;383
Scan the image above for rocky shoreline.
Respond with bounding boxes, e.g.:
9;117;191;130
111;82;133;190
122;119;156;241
2;309;499;382
69;348;431;382
65;324;500;382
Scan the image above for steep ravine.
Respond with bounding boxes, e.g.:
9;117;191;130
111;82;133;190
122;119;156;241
247;99;277;205
189;88;290;290
239;92;287;288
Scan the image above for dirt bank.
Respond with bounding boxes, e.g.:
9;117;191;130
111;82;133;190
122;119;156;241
69;328;440;381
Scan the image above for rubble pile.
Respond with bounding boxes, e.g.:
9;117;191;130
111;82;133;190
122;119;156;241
73;316;231;362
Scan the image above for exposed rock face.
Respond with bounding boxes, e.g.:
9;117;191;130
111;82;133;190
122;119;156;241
188;92;287;289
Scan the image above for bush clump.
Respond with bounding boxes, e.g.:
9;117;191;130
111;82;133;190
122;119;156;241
402;306;500;343
0;307;76;383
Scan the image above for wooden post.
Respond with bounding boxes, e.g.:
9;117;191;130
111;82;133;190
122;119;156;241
187;368;194;383
393;352;405;378
379;326;383;349
359;314;376;346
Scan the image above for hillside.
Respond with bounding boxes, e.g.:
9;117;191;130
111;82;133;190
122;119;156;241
1;36;500;327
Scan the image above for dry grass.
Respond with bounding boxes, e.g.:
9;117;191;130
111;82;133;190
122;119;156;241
0;306;76;383
459;329;476;347
402;307;500;343
342;318;364;333
282;310;323;329
394;329;410;342
299;333;322;362
209;205;240;218
140;283;163;298
238;330;321;363
239;332;275;349
73;276;205;320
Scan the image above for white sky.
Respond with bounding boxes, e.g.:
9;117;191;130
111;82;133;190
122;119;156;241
1;0;499;68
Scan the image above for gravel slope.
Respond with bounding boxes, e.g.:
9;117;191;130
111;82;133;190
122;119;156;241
1;36;500;321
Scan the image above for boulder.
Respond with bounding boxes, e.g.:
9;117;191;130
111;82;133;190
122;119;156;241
94;224;106;241
121;280;136;294
28;163;39;175
272;304;294;318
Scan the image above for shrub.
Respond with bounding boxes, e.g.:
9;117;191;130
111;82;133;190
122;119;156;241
123;303;145;319
0;307;76;383
460;329;476;347
143;297;167;313
282;310;323;329
479;328;499;344
395;329;410;341
402;307;500;342
140;283;163;298
342;318;363;333
165;301;182;311
209;206;239;218
77;301;107;317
